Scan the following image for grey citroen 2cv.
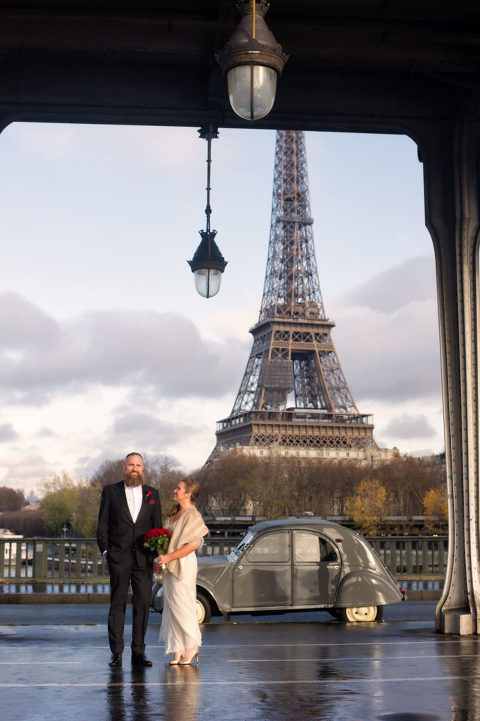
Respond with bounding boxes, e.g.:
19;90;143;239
151;517;404;623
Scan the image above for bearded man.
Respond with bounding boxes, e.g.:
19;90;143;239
97;452;162;667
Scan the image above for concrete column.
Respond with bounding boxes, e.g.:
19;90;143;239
420;98;480;634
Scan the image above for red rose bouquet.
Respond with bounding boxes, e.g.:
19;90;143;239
143;528;171;573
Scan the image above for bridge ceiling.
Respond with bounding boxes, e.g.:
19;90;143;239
0;1;479;134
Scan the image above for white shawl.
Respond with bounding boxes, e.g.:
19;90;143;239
166;506;209;580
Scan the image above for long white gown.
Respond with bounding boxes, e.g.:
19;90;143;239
159;519;202;656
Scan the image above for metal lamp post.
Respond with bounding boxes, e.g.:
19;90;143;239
188;125;227;299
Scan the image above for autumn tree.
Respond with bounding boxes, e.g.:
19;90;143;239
423;487;448;533
41;474;78;534
72;481;103;536
345;478;389;535
376;456;446;516
188;451;446;528
40;455;185;537
41;473;102;536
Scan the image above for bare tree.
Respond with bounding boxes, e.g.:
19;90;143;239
90;459;124;488
0;486;26;512
192;453;447;526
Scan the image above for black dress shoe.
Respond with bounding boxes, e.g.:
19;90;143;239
131;653;152;667
109;653;122;667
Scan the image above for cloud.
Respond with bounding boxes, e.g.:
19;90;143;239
0;452;56;491
334;299;441;402
330;257;441;403
0;292;59;348
72;447;182;481
0;293;249;404
0;423;18;442
35;427;55;438
407;447;442;458
382;413;437;440
337;256;436;313
110;411;195;449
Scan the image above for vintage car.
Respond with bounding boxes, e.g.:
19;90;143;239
151;517;404;623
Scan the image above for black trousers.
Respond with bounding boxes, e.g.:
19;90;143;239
107;551;153;655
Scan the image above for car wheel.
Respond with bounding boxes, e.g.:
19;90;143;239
151;583;163;613
196;592;212;623
338;605;383;622
328;609;342;620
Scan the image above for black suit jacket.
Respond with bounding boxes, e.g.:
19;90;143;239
97;481;163;568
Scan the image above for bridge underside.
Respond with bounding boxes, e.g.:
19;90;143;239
1;1;480;634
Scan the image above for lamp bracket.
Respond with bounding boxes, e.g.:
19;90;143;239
236;0;270;18
198;124;219;142
216;6;289;77
197;124;219;234
218;45;287;74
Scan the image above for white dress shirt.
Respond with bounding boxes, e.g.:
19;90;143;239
124;482;143;523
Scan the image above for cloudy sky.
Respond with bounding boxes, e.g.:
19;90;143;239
0;123;442;494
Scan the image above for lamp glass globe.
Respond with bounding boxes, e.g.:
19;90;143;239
227;64;277;121
194;268;222;298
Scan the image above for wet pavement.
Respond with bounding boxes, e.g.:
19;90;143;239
1;605;480;721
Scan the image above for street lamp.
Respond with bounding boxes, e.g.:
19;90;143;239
216;0;288;121
188;125;227;299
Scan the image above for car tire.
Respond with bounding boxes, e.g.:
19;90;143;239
328;608;342;620
337;605;383;622
196;592;212;623
151;582;163;613
152;584;212;623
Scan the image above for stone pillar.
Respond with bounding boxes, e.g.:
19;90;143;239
420;97;480;634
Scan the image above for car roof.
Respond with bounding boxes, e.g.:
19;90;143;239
248;517;344;534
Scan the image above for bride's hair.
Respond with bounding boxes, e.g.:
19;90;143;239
166;478;201;518
182;478;200;502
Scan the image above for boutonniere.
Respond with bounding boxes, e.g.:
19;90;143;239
146;490;155;505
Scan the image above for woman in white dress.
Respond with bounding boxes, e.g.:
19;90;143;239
155;479;209;666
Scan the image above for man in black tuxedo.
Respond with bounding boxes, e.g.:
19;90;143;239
97;452;162;667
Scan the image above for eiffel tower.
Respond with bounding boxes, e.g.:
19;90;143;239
209;130;393;464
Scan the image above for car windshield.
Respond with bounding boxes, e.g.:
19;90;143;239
227;530;255;562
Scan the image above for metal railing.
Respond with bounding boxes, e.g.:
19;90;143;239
1;535;448;584
1;538;109;582
368;536;447;578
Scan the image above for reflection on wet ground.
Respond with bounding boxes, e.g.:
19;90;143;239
1;618;480;720
0;579;444;594
0;582;111;593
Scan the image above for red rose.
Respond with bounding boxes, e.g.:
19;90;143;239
143;528;171;556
